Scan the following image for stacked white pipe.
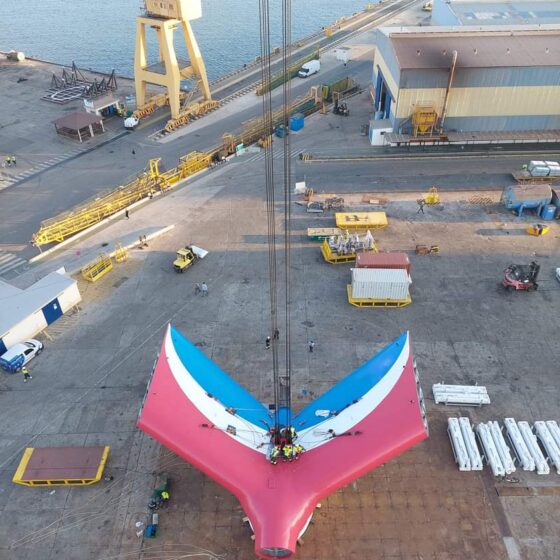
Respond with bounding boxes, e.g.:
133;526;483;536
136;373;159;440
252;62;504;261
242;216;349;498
518;421;549;475
458;417;483;470
504;418;534;471
447;418;471;471
488;421;516;474
534;421;560;474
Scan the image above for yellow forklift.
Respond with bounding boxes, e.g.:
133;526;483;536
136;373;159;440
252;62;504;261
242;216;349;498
173;245;208;273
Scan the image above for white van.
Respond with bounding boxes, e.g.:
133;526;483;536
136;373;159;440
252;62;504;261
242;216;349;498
298;59;320;78
0;339;43;373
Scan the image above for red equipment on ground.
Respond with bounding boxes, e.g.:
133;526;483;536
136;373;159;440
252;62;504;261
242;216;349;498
502;261;540;291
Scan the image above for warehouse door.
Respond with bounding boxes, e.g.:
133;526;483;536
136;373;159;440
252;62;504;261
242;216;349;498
0;338;6;356
42;298;63;325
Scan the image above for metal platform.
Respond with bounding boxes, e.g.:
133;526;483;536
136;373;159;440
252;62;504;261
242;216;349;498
13;446;110;486
346;285;411;307
385;129;560;146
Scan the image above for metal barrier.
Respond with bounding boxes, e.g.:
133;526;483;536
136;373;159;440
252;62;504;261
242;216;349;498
114;243;129;263
81;253;113;282
256;50;320;96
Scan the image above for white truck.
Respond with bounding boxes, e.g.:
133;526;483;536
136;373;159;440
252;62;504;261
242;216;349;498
298;59;320;78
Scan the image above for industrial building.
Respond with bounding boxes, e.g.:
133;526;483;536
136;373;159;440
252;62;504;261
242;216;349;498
432;0;560;27
0;268;81;354
371;25;560;141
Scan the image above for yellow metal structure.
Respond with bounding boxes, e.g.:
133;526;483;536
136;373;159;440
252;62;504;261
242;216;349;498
335;212;388;230
81;254;114;282
321;239;377;264
13;446;110;487
173;246;197;272
347;285;412;308
33;152;212;246
527;224;550;236
307;227;368;241
114;243;129;263
164;99;220;132
424;186;440;205
135;0;211;120
411;105;438;136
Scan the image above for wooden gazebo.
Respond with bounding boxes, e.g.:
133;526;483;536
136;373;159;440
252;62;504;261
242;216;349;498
53;111;105;142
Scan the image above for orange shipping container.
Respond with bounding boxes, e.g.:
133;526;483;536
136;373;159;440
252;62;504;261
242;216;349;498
355;252;411;274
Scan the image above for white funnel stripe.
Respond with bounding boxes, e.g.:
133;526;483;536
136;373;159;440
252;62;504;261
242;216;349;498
297;334;411;451
165;330;270;454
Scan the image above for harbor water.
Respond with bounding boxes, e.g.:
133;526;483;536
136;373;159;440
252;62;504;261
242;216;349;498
0;0;372;79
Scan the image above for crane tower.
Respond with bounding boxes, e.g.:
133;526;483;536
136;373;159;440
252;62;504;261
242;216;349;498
135;0;212;119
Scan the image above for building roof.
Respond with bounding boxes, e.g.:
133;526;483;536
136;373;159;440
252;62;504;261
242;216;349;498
0;279;23;300
379;25;560;69
0;269;76;336
440;1;560;26
53;111;103;130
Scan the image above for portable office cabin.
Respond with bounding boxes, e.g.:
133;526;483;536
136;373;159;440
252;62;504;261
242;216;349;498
0;269;81;354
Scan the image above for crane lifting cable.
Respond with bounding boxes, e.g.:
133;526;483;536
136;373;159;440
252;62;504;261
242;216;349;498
258;0;294;441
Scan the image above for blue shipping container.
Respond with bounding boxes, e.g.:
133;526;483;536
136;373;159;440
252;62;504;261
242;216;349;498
540;204;557;220
290;113;304;132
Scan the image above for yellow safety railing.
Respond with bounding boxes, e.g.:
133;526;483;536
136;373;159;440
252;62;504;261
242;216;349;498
81;253;114;283
114;243;129;263
32;151;212;247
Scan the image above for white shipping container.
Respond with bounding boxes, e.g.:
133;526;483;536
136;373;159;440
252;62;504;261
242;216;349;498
530;166;550;177
528;160;546;171
351;268;410;300
544;161;559;167
548;166;560;177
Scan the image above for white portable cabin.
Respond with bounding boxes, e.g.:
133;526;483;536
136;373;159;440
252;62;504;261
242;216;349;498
0;268;81;354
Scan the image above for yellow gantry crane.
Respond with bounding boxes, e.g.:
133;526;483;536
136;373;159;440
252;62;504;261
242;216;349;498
135;0;212;120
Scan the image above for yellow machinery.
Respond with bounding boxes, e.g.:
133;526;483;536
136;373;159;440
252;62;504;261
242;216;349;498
321;238;377;264
134;0;212;120
335;212;388;230
411;105;438;137
424;186;440;205
173;246;198;272
346;285;412;308
81;254;114;283
527;224;549;236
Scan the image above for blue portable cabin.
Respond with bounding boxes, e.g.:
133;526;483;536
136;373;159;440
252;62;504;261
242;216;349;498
502;184;552;217
550;189;560;217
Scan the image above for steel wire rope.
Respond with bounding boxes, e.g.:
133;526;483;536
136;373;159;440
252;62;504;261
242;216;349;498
281;0;293;427
258;0;281;435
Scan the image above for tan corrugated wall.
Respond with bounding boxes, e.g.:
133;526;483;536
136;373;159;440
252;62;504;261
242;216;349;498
396;86;560;118
373;51;399;100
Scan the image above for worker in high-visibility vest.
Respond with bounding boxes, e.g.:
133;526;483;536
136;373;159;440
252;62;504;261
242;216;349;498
270;445;281;465
282;444;293;462
161;490;170;501
293;444;305;460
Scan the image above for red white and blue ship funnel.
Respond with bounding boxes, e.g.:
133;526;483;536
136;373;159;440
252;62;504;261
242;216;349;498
138;325;428;558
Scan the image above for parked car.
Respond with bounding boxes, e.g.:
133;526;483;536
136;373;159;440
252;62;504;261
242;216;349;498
0;340;43;373
556;268;560;283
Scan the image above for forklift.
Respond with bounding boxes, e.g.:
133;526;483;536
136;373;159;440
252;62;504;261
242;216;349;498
502;261;540;291
332;92;349;117
173;245;208;273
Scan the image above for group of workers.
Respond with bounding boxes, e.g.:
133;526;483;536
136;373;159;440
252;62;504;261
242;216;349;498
269;426;305;465
3;155;16;167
